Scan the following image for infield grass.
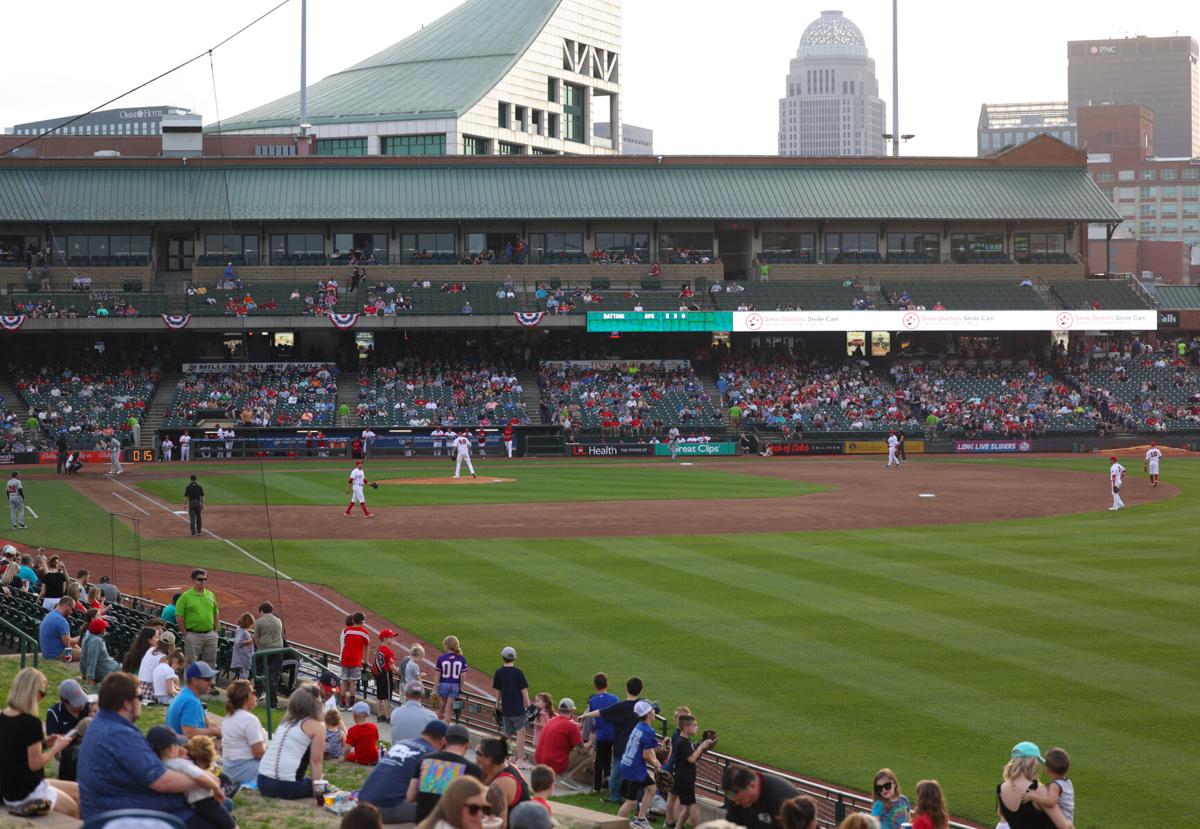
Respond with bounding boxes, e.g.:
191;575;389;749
11;457;1200;828
133;460;822;506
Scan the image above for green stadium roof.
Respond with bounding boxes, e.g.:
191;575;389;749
0;161;1122;223
209;0;562;132
1153;286;1200;309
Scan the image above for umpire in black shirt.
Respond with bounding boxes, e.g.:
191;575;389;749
184;475;205;536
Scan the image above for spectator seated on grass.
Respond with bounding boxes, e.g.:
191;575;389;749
163;363;338;428
357;358;528;427
9;355;159;449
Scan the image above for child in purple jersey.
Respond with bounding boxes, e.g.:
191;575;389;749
435;635;468;722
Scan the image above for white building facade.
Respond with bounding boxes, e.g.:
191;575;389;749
778;10;886;157
214;0;621;157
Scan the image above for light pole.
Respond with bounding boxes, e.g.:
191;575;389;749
882;133;916;154
892;0;899;157
299;0;307;128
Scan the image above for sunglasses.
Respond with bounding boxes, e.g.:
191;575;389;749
875;781;895;793
37;690;46;699
195;577;207;582
464;804;492;816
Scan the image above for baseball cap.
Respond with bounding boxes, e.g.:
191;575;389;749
88;618;109;635
634;700;655;717
351;701;371;715
501;646;517;660
422;719;449;738
185;661;217;681
379;629;397;639
446;723;471;744
1011;741;1045;762
147;725;187;753
59;679;91;709
2;544;16;556
1110;456;1118;462
558;697;576;712
159;630;176;647
404;680;424;696
509;802;556;829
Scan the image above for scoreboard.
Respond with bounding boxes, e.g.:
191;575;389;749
586;311;732;333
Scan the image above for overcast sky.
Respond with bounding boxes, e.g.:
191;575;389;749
3;0;1194;156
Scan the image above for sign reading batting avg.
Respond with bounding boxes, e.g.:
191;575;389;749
588;309;1158;333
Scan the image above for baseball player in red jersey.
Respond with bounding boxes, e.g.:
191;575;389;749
344;460;374;517
503;424;515;458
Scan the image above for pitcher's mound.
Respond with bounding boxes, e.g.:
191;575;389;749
1102;444;1192;458
378;476;515;486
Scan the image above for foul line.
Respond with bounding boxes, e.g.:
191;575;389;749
25;507;38;519
110;492;151;516
106;477;374;632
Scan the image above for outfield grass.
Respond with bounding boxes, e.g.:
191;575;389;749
10;458;1200;827
134;461;822;506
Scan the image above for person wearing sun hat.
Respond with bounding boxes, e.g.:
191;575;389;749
997;740;1068;829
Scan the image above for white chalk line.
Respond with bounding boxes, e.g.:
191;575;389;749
25;507;39;519
106;477;373;632
110;491;151;516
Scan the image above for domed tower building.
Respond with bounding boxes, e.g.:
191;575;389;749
778;9;886;156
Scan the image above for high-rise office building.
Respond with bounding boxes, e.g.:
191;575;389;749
977;102;1076;156
1068;35;1199;159
778;9;885;157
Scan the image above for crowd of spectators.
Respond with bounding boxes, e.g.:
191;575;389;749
9;357;158;446
165;364;339;427
1064;337;1200;431
362;282;414;316
357;359;527;427
719;358;898;431
539;362;718;431
10;296;142;319
590;248;644;265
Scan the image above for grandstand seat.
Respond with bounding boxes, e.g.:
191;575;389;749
879;281;1048;310
540;361;722;429
709;282;867;311
1050;279;1151;310
163;364;339;428
357;361;528;427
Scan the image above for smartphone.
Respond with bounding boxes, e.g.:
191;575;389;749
61;728;78;742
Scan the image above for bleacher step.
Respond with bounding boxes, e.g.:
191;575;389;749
142;367;183;449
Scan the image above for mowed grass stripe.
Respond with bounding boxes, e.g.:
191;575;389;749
645;535;1200;705
135;464;822;506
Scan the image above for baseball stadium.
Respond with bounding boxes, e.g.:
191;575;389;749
2;5;1200;827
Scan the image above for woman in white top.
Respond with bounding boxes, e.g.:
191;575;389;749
257;681;325;800
415;776;488;829
220;680;268;784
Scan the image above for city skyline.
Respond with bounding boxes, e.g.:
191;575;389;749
2;0;1195;157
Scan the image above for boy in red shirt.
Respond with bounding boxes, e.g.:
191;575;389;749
344;701;380;765
339;611;371;709
372;629;398;721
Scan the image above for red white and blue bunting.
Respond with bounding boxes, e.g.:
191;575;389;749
161;314;192;330
328;313;360;330
513;311;545;328
0;315;27;332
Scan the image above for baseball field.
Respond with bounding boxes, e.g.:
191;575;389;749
7;452;1198;827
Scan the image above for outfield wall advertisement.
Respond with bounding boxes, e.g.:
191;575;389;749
654;442;736;456
588;310;1157;333
766;441;844;456
953;440;1033;453
844;439;926;454
569;443;655;457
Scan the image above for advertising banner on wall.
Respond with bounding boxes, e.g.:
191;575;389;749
844;439;925;454
733;309;1157;333
568;443;655;457
766;441;845;456
37;450;113;465
653;442;736;457
953;440;1033;453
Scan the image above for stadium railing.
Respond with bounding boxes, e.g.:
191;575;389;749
0;616;40;668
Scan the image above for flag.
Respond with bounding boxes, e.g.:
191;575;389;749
161;314;192;330
0;315;27;332
513;311;545;327
329;313;360;330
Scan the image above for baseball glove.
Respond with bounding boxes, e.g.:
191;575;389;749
429;691;442;711
701;729;718;748
369;481;379;489
493;706;504;727
654;768;675;792
1113;486;1121;494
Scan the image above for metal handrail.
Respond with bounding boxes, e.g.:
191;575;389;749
0;616;40;668
251;646;335;733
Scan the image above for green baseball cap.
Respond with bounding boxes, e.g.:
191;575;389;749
1011;741;1045;762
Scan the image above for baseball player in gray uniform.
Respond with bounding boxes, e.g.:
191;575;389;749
108;436;123;475
7;472;26;529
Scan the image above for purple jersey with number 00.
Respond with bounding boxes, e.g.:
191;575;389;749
436;653;467;684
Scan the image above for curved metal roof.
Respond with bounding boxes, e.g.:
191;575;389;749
209;0;562;133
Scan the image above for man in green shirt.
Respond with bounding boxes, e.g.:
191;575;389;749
337;402;351;427
25;415;38;433
176;569;219;681
254;601;286;708
924;413;939;440
729;404;743;424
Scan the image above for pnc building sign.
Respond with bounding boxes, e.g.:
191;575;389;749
1088;45;1119;55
